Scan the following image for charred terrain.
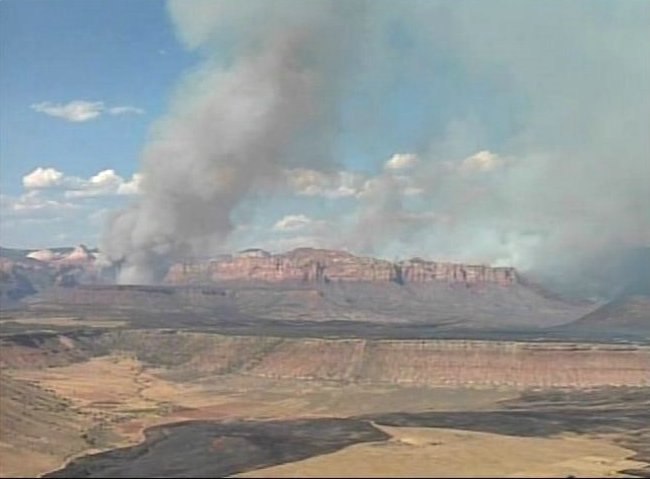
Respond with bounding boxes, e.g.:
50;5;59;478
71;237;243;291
1;246;649;477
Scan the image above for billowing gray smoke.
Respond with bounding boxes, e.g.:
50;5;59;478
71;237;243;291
104;1;649;297
103;1;363;283
343;1;650;298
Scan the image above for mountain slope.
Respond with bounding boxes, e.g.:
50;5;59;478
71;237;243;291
559;295;650;337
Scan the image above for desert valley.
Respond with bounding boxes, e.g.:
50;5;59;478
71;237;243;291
0;245;648;477
2;1;649;477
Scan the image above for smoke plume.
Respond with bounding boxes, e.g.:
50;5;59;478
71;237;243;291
103;1;363;283
103;1;649;296
344;1;650;297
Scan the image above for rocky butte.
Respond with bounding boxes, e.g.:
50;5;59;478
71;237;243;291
164;248;517;286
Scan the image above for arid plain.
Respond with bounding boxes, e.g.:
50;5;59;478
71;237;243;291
1;247;649;478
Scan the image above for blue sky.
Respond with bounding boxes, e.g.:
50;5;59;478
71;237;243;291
0;0;509;249
1;0;647;279
0;0;200;247
1;0;195;192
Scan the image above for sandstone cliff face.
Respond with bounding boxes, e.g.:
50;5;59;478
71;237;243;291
165;248;517;286
398;258;515;286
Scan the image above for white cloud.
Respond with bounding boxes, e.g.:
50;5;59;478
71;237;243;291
458;150;503;174
90;169;123;188
31;101;144;122
384;153;419;170
109;106;145;116
1;190;77;214
31;101;105;122
117;173;143;195
286;168;366;198
22;167;142;198
64;170;142;198
65;169;122;198
22;167;64;189
356;173;425;200
273;214;314;232
286;156;427;201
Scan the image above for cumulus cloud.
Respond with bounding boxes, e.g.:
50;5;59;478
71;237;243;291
22;167;64;189
22;167;141;198
1;190;77;214
285;163;425;200
458;150;503;174
0;191;104;249
285;168;366;198
31;101;105;122
31;101;144;122
90;169;123;188
384;153;419;170
273;214;314;232
65;170;142;198
116;173;143;195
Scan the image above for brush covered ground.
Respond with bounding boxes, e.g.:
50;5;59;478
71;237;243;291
0;300;649;478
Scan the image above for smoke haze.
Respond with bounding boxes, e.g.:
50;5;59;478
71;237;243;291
103;1;364;282
103;0;649;296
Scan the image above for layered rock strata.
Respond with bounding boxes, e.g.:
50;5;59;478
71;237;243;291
165;248;517;286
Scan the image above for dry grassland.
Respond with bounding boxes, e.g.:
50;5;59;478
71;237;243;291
4;350;647;479
238;425;644;478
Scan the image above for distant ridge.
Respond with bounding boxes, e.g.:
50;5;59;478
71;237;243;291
561;294;650;336
166;247;518;286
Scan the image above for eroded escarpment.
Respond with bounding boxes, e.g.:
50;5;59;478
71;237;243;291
4;330;646;388
1;327;649;479
165;247;517;286
106;332;650;388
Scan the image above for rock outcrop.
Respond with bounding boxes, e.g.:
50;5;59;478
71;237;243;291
61;244;94;263
90;331;650;388
398;258;515;285
0;246;105;302
26;249;58;262
165;248;517;286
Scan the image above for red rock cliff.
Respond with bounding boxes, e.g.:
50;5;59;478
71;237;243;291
165;248;517;286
